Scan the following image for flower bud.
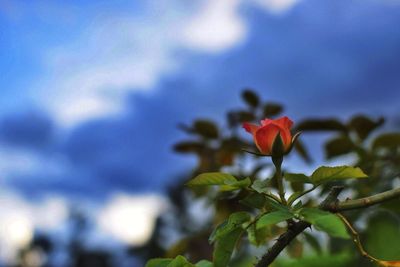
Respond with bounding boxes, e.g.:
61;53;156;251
243;116;296;156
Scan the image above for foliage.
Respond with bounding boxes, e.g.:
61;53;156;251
145;89;400;267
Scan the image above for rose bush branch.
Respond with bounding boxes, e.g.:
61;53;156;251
255;186;344;267
337;213;380;264
255;186;400;267
329;187;400;211
255;220;310;267
337;214;400;267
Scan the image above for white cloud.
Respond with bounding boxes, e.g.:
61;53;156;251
32;0;300;127
0;190;168;262
181;0;246;52
33;0;247;126
38;14;182;126
97;193;168;246
0;191;68;263
253;0;300;13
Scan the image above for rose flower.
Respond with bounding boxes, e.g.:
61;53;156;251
242;116;294;156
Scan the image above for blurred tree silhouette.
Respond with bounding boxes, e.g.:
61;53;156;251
10;208;115;267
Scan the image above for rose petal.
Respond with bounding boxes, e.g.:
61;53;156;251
242;123;260;135
261;119;273;126
265;117;293;150
255;124;281;154
243;117;294;155
273;116;293;129
278;128;292;150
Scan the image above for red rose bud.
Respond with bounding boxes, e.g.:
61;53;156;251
243;116;295;156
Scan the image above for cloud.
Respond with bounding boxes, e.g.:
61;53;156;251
97;193;168;245
30;1;189;126
0;189;166;263
0;191;68;263
253;0;300;13
181;0;246;52
180;0;301;52
32;0;303;127
37;16;180;126
0;110;54;150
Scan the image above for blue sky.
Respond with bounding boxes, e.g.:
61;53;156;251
1;0;400;261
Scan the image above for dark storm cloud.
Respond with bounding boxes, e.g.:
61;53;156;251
5;0;400;198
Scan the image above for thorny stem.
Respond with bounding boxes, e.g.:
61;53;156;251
337;213;381;264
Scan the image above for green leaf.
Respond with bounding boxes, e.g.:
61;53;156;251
275;252;352;267
285;173;313;184
193;120;219;139
325;136;354;159
290;180;305;193
256;210;294;229
187;172;237;187
247;223;270;246
299;208;349;239
239;192;266;209
195;260;213;267
220;177;251;191
372;133;400;150
286;166;367;186
213;228;243;267
251;179;270;193
295;119;347;132
288;192;304;204
292;201;303;211
146;258;173;267
310;166;367;184
263;102;283;117
173;141;204;154
227;110;256;127
266;198;290;212
168;255;195;267
242;89;260;107
348;115;384;140
209;212;251;243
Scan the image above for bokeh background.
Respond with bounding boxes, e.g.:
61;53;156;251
1;0;400;266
